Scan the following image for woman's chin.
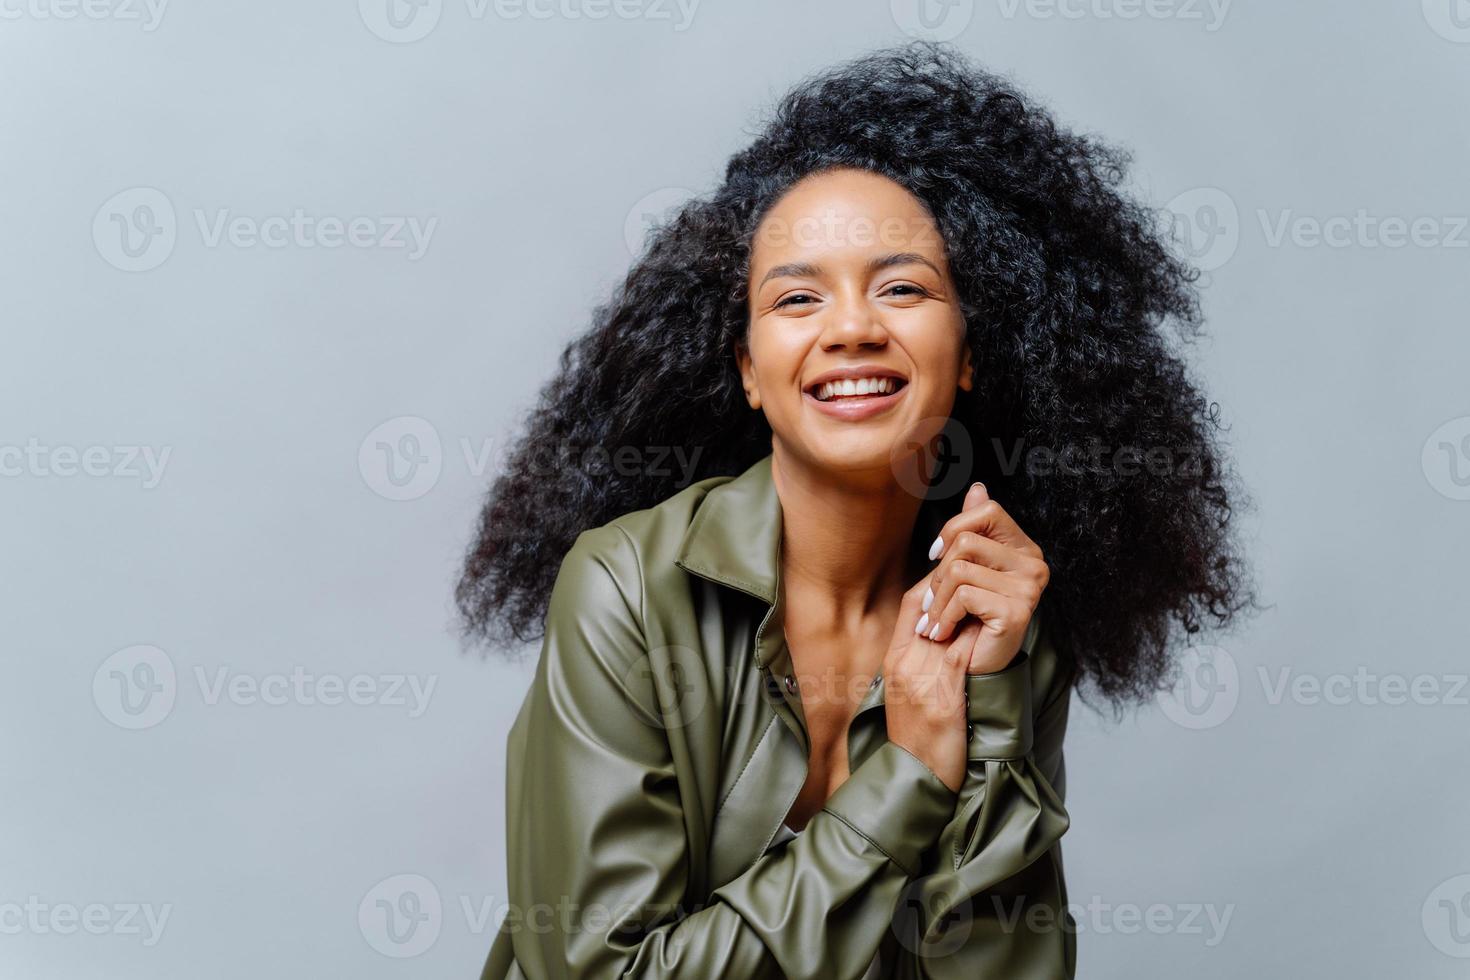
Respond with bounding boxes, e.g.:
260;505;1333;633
787;433;910;480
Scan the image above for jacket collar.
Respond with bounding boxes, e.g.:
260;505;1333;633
671;451;955;674
674;452;782;608
672;451;1044;704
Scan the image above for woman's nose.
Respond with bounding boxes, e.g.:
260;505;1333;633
818;292;889;349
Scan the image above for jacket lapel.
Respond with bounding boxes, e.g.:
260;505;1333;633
674;453;789;672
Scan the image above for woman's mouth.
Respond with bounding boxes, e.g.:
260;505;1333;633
809;376;905;401
802;373;910;421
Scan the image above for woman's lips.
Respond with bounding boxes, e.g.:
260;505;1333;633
802;381;909;421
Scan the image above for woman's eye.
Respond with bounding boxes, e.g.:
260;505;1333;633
774;293;817;309
884;283;928;298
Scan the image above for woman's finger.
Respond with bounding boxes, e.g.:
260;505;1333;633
918;557;1039;640
936;527;1031;574
905;616;968;716
886;566;938;674
926;582;1033;646
945;619;984;674
919;526;1046;626
926;484;1043;560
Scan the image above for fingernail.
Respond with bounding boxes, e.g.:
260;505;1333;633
927;535;943;560
914;613;929;636
922;586;933;612
928;623;941;641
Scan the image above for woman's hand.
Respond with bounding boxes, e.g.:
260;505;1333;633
882;482;1048;792
915;482;1050;675
881;570;976;793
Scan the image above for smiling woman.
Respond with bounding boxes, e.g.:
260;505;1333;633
459;39;1252;979
739;169;970;443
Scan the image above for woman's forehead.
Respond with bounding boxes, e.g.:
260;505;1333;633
751;170;945;269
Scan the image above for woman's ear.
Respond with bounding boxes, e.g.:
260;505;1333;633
957;341;975;392
735;340;762;410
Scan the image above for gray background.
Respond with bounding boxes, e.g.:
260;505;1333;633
3;1;1468;977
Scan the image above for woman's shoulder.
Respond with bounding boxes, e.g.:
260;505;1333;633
550;471;739;617
567;471;738;575
537;474;740;700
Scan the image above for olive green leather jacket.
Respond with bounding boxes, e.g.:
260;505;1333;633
480;453;1076;979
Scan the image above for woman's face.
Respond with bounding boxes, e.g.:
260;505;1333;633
738;167;972;479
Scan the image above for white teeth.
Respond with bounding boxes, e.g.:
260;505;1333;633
814;376;899;401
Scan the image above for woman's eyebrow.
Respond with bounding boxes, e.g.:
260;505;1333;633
758;261;821;287
869;251;940;277
757;252;940;288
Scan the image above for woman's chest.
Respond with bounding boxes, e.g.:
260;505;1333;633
697;641;891;889
651;579;891;890
780;620;889;826
783;686;868;829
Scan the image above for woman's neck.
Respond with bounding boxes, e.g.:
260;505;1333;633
770;445;927;627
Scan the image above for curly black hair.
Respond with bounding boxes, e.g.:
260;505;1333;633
456;40;1254;706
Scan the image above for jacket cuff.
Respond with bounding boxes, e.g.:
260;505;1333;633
965;649;1034;760
821;741;956;875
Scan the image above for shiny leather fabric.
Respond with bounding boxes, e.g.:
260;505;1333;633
480;453;1076;979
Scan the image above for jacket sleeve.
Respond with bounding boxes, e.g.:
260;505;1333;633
487;525;960;980
898;605;1075;976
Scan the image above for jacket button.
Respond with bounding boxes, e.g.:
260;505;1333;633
783;674;797;694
